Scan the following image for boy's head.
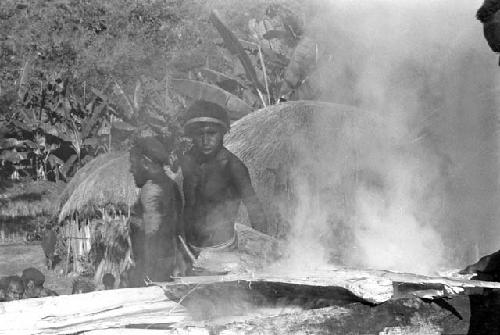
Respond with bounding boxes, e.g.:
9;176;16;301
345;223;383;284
6;276;24;301
102;273;115;290
183;100;229;157
21;267;45;296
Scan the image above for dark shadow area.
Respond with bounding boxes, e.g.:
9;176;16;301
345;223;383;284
468;291;500;335
164;280;373;321
460;250;500;334
9;192;43;202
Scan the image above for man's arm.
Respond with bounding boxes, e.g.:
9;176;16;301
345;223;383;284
228;156;268;234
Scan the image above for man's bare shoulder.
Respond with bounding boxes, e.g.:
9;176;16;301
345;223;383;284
219;147;246;165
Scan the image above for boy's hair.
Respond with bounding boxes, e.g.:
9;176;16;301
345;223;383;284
102;273;116;289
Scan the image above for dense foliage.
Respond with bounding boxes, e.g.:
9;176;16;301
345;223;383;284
0;0;317;185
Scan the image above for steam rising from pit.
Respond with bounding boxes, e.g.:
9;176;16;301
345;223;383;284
280;0;500;275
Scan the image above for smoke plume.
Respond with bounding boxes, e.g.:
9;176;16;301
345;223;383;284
282;0;500;275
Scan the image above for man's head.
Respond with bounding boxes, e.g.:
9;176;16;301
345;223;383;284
6;276;24;301
130;136;171;187
184;101;229;157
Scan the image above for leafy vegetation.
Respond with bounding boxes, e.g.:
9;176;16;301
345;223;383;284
0;0;324;186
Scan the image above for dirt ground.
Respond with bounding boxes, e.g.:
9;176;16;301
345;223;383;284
0;242;73;295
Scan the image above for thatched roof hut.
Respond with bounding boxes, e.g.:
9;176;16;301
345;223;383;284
225;101;375;239
58;152;138;222
56;152;138;280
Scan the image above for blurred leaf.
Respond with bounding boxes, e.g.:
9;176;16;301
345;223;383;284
170;79;252;119
0;150;27;163
39;123;59;138
47;154;64;167
18;59;32;99
133;80;142;112
200;68;244;93
210;10;265;93
280;37;317;97
263;30;291;40
23;140;38;149
61;154;78;177
80;154;94;165
83;138;99;147
0;138;22;149
11;120;34;132
81;103;106;140
113;81;135;120
111;120;136;132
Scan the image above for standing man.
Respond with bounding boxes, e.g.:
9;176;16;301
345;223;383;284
128;136;184;284
180;100;268;255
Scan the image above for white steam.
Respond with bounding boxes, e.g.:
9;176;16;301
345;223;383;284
280;0;499;275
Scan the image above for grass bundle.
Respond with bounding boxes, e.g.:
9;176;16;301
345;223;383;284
58;152;138;222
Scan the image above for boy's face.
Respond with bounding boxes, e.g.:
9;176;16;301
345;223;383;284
191;123;224;157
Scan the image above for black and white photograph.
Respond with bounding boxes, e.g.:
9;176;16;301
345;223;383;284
1;0;500;334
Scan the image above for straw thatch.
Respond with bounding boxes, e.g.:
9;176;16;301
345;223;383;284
58;152;138;222
225;101;370;236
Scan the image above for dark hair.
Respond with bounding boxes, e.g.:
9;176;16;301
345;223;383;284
21;267;45;287
183;100;229;135
130;136;171;187
102;273;116;289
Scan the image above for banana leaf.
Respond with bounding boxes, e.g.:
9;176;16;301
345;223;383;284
209;10;265;93
60;154;78;178
238;39;289;67
263;30;291;40
81;104;106;140
200;68;244;90
285;37;317;87
280;37;317;97
170;79;252;119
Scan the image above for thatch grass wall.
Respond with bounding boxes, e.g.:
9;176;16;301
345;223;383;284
57;151;138;222
57;152;137;279
225;101;367;241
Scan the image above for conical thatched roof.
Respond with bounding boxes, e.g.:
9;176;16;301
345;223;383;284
58;152;138;222
226;100;362;197
225;101;379;237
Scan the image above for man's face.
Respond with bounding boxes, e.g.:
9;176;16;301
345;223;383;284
6;280;24;301
192;123;224;156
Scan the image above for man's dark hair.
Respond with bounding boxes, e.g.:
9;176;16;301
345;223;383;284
183;100;230;135
130;136;174;187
